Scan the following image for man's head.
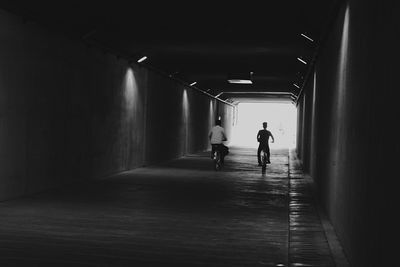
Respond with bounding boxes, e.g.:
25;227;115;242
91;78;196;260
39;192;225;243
216;119;222;126
262;122;267;129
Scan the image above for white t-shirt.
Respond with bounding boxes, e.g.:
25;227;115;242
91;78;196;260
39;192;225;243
209;125;226;144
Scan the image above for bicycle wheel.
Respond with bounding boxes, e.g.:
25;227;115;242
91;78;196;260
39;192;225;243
214;151;221;170
261;150;267;171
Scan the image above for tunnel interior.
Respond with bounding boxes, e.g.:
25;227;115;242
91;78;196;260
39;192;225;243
0;1;397;266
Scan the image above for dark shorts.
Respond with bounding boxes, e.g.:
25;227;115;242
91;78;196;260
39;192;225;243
211;144;229;156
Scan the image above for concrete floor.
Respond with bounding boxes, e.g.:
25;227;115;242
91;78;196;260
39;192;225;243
0;147;347;266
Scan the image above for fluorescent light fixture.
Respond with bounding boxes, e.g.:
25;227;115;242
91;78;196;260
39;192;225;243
227;79;253;84
190;81;197;86
293;83;300;89
137;56;147;63
297;57;307;65
301;33;314;42
221;91;293;95
215;92;223;98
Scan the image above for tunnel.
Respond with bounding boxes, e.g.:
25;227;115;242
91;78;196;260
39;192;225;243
0;1;397;266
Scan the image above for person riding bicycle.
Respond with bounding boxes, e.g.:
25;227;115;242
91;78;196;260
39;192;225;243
257;122;274;166
209;119;229;164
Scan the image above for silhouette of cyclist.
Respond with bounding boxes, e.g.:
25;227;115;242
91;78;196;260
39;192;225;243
257;122;274;166
209;119;229;164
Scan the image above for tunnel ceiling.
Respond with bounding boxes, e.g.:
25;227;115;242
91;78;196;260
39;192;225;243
0;1;338;104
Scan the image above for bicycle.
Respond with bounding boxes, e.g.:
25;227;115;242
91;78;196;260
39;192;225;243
260;147;269;173
213;149;222;171
212;144;225;171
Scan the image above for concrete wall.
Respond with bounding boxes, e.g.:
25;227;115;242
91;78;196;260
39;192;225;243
218;102;235;145
0;9;233;201
145;74;223;164
296;1;398;266
296;83;314;173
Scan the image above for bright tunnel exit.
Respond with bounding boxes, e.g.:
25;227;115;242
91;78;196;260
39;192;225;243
231;102;297;149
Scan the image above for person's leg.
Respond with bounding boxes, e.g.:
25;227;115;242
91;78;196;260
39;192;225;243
219;144;225;163
266;146;271;163
257;145;262;165
211;145;216;159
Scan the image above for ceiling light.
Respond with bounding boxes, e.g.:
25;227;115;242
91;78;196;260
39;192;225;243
137;56;147;63
297;57;307;65
301;33;314;42
190;82;197;86
227;71;253;84
221;92;293;95
227;79;253;84
293;83;300;89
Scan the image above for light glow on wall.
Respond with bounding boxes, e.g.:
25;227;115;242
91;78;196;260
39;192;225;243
183;89;189;114
182;89;189;153
123;68;138;115
231;102;297;149
209;99;214;125
120;67;140;168
338;5;350;96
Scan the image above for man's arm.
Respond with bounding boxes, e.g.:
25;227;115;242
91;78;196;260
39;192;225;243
208;131;212;141
256;130;260;142
270;132;275;143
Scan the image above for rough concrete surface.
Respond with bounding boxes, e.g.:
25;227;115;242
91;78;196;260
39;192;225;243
0;147;344;266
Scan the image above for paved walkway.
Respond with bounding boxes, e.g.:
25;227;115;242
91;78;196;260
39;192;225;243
0;147;346;266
